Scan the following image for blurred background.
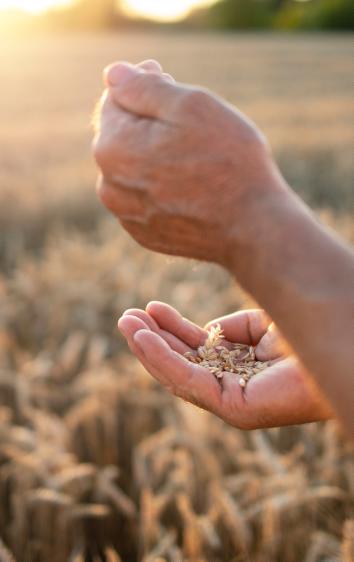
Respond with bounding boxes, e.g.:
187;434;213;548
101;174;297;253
0;1;353;561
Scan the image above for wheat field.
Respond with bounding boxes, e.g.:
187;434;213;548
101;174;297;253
0;31;353;562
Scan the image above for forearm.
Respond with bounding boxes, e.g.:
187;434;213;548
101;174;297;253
227;185;354;435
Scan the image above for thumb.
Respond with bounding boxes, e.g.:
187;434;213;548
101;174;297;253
255;323;288;361
105;62;182;120
104;59;163;86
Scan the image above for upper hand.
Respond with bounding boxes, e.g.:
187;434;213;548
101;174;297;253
117;302;333;430
93;60;288;267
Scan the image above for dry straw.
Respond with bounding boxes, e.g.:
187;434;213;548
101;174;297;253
0;211;353;562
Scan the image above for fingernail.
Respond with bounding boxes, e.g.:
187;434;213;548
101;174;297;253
104;63;138;88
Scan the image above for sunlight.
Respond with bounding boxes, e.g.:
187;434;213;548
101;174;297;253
0;0;215;20
122;0;215;22
0;0;71;14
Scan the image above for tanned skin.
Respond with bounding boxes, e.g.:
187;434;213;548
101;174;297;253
93;60;354;437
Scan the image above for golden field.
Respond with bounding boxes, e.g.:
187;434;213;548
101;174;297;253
0;32;353;561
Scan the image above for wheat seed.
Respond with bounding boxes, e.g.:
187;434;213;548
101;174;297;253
184;325;269;389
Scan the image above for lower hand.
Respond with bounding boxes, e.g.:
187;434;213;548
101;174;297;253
118;302;333;429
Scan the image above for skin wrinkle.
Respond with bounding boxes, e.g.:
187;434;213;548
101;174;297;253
220;377;250;429
109;174;151;193
245;315;256;348
97;180;149;223
125;212;228;262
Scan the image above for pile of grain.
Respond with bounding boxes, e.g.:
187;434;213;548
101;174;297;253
185;325;269;388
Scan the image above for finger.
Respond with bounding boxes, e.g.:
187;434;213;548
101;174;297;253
106;62;183;120
117;314;151;359
146;301;207;349
121;310;193;355
92;89;110;134
255;323;288;361
205;309;271;346
93;91;138;153
133;329;223;414
136;61;175;84
162;73;175;83
93;89;119;135
96;177;148;220
119;218;171;254
137;59;163;74
123;308;160;331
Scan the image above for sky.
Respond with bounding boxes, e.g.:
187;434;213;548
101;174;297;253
0;0;215;20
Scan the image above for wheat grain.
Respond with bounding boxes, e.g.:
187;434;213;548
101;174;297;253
185;325;270;389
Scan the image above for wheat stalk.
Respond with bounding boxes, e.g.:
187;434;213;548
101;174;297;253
0;540;16;562
342;520;354;562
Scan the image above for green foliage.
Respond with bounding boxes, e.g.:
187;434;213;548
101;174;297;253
207;0;273;29
205;0;354;31
273;2;309;29
301;0;354;30
16;0;354;31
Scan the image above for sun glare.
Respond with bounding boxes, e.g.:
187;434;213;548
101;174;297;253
122;0;214;22
0;0;71;14
0;0;214;20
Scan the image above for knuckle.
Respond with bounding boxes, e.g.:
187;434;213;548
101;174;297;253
120;219;147;244
96;178;115;211
142;71;165;90
92;93;106;131
257;129;271;152
97;179;135;219
145;72;162;86
122;72;161;98
93;135;110;170
93;131;125;173
178;87;211;115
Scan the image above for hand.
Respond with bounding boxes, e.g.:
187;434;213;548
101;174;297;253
117;302;333;430
93;59;288;267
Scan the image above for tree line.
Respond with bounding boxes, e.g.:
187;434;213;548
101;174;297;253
7;0;354;31
191;0;354;31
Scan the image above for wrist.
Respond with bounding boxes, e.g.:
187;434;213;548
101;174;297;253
220;173;295;273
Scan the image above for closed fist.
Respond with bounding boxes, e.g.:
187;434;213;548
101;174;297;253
93;60;287;267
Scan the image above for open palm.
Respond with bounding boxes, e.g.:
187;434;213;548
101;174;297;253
118;302;333;429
